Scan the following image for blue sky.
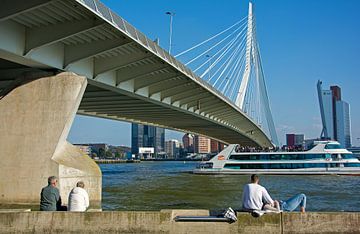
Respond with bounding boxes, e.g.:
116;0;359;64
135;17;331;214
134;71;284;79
68;0;360;147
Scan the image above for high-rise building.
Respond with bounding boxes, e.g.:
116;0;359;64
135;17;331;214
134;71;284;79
317;81;334;139
131;124;143;155
210;139;218;153
131;123;165;156
286;134;295;146
219;143;226;151
194;135;210;154
182;133;194;153
286;134;304;147
210;139;224;153
295;134;305;146
165;139;180;158
331;85;341;140
336;100;351;148
317;81;351;147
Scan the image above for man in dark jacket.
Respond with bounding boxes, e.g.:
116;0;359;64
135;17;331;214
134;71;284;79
40;176;62;211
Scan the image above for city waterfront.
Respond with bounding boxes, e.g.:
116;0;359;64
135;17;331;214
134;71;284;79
101;161;360;212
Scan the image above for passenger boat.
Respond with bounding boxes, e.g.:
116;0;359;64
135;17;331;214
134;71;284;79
193;141;360;175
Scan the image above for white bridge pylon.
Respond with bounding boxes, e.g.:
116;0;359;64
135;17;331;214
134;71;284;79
176;2;279;146
235;2;254;110
236;2;279;146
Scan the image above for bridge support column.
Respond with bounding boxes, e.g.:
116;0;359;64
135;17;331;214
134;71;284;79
0;72;101;208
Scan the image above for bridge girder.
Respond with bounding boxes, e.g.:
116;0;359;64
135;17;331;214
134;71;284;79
0;0;273;147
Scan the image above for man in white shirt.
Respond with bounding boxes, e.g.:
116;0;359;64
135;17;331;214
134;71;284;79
68;181;89;211
242;174;306;214
242;174;279;211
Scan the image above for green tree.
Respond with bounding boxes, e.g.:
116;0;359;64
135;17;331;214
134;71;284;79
114;152;121;158
105;150;113;158
98;148;105;158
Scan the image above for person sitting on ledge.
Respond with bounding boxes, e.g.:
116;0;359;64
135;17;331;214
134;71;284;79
68;181;89;212
242;174;280;213
279;193;306;213
40;176;62;211
242;174;306;214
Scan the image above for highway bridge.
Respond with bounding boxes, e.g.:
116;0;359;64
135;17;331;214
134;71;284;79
0;0;273;147
0;0;276;205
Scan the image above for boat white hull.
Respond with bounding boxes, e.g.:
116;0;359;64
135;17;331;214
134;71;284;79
195;143;360;176
193;168;360;175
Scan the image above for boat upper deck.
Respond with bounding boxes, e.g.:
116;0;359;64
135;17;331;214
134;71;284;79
232;141;352;155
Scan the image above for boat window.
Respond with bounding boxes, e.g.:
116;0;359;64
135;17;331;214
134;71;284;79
292;163;305;168
270;155;280;160
250;155;259;160
229;154;325;160
197;162;213;169
296;155;305;160
304;154;324;160
229;155;267;160
344;163;360;167
342;154;356;159
303;163;326;168
325;144;343;149
281;155;289;160
224;163;328;169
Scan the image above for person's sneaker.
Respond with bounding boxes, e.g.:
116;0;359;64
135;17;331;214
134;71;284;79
223;207;237;222
251;210;264;218
228;207;235;214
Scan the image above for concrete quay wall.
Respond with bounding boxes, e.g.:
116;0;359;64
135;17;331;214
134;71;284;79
0;210;359;234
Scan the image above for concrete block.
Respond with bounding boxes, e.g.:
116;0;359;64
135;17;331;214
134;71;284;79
0;72;101;207
283;212;360;233
0;211;358;233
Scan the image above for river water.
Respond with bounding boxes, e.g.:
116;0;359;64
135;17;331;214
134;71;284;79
101;161;360;212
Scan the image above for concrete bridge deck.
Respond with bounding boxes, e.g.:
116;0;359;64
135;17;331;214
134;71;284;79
0;209;359;233
0;0;273;147
0;0;272;207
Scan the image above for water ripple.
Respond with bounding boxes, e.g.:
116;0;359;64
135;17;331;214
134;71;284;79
100;161;360;211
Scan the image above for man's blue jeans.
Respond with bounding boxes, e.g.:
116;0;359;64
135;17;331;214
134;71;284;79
280;193;306;211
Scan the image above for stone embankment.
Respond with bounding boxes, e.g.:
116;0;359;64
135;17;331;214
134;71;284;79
94;159;140;164
0;209;359;233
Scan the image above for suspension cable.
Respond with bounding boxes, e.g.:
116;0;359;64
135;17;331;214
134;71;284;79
185;21;246;66
212;32;248;86
199;28;247;78
193;28;245;73
175;15;248;58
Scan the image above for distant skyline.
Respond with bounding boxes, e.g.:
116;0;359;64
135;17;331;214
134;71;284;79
68;0;360;147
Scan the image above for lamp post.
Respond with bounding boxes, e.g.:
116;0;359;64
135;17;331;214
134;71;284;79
165;11;175;54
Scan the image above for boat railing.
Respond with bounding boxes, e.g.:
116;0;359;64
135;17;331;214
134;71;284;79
234;145;308;153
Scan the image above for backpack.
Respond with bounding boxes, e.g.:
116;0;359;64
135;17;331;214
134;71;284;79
223;207;237;223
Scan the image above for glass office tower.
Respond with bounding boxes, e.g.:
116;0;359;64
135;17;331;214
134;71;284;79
131;123;165;155
317;80;351;147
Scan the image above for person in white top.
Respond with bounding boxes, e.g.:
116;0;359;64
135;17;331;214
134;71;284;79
68;181;89;211
242;174;306;213
242;174;279;211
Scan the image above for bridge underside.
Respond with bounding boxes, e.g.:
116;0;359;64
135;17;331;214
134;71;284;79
80;82;257;145
0;58;258;146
